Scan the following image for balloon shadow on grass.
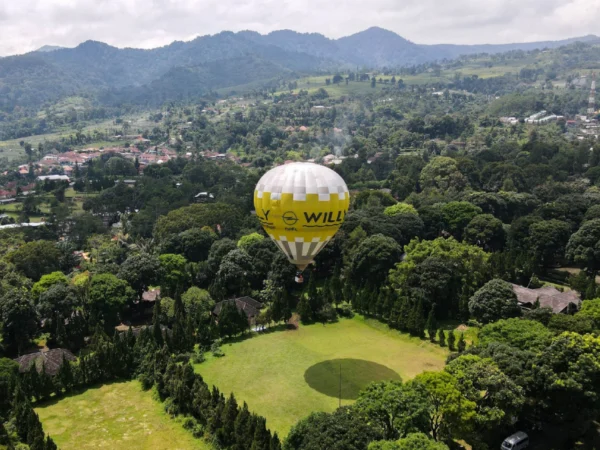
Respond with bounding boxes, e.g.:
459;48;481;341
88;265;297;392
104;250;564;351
304;359;401;400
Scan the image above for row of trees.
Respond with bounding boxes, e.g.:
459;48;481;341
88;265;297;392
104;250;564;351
1;321;280;450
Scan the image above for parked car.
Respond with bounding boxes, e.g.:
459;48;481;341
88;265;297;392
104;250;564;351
501;431;529;450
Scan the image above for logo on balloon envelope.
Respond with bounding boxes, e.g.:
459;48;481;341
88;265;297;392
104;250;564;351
282;211;299;226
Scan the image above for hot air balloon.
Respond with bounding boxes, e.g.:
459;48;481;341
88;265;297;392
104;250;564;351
254;162;349;283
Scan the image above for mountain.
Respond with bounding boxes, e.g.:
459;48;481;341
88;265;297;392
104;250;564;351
1;27;598;110
35;45;66;53
426;34;600;59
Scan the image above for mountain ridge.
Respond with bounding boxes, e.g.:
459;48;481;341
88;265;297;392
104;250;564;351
1;27;599;111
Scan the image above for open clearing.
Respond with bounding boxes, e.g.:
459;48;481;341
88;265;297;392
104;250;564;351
196;315;447;436
36;381;209;450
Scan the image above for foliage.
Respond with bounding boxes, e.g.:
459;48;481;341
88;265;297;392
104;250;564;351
87;273;135;328
353;381;429;440
31;271;68;299
464;214;505;251
408;371;475;441
284;407;380;450
389;237;489;319
383;203;418;217
237;232;265;249
445;355;524;434
349;234;403;287
8;240;61;281
478;318;552;351
566;219;600;271
117;252;160;299
368;433;449;450
468;279;521;324
576;298;600;328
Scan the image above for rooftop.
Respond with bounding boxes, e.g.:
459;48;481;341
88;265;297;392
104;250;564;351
512;284;580;314
14;348;76;376
213;296;263;318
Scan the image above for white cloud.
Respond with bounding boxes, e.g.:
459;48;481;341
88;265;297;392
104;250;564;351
0;0;598;56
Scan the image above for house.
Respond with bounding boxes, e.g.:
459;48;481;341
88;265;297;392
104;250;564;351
195;192;215;203
114;179;137;187
0;190;15;199
37;175;70;182
213;297;263;326
14;348;76;376
511;284;581;314
139;288;160;315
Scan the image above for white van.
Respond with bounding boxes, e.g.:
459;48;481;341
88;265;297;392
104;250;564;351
501;432;529;450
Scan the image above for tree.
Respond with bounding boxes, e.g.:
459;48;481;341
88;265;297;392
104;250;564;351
45;436;58;450
440;202;482;240
296;296;312;323
548;314;593;334
1;289;38;355
479;318;552;351
408;371;475;441
37;283;77;335
215;249;253;297
384;203;418;217
285;407;380;450
349;234;403;287
576;298;600;328
181;287;214;324
447;330;456;351
425;305;437;342
173;227;218;262
31;271;68;299
353;381;429;440
154;203;243;240
368;433;449;450
8;240;60;281
87;273;135;328
389;238;489;320
566;219;600;272
528;219;571;269
533;332;600;427
118;253;160;300
159;253;189;298
464;214;505;251
419;157;468;192
217;301;247;338
437;329;446;347
468;279;521;324
238;232;265;250
445;355;524;437
457;333;466;352
0;357;18;419
105;156;136;176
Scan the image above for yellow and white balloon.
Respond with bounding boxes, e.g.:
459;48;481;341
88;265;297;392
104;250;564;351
254;162;349;280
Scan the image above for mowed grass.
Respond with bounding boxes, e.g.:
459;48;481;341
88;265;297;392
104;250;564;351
36;381;209;450
196;315;447;436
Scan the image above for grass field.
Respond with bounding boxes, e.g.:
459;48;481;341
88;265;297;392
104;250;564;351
36;381;209;450
195;315;447;436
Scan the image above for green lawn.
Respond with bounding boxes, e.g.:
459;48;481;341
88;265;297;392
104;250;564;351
196;315;447;436
36;381;210;450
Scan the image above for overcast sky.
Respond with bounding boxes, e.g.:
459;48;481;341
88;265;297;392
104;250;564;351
0;0;598;56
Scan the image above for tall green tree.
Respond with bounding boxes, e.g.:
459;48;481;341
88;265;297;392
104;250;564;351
468;279;521;324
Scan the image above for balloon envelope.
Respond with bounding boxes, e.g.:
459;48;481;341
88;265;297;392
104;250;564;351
254;162;349;270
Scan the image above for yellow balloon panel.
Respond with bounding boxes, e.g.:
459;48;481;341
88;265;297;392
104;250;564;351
253;162;349;270
254;191;349;269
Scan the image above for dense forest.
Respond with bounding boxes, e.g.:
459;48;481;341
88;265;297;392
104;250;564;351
1;38;600;449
